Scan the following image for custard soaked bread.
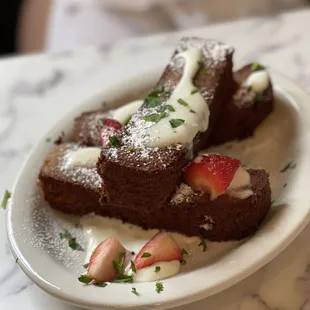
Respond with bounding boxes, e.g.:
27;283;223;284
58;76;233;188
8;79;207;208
206;63;274;146
98;38;235;211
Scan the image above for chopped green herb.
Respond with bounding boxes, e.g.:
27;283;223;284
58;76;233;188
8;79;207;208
45;137;51;142
197;61;209;76
197;61;204;69
127;147;140;153
149;86;164;97
142;112;167;123
280;161;296;172
94;282;107;287
15;257;19;263
158;104;175;112
180;259;186;265
199;69;210;76
165;91;172;98
130;260;137;273
181;47;188;52
283;183;288;188
189;109;196;114
191;88;199;95
1;190;11;209
109;135;120;147
198;236;207;252
169;119;185;128
59;229;72;240
177;98;189;107
254;93;264;102
132;287;139;296
92;248;97;255
113;274;134;283
113;252;126;274
98;119;105;127
145;96;161;108
83;263;89;269
141;252;152;258
78;274;92;284
251;62;265;72
69;238;83;251
124;115;132;126
182;248;188;255
155;266;161;273
156;282;164;294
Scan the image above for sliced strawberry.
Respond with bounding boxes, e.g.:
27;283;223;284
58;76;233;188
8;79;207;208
134;232;182;270
97;118;122;147
184;154;241;200
99;118;122;130
87;236;127;282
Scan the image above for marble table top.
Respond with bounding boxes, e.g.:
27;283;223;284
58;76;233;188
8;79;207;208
1;8;310;310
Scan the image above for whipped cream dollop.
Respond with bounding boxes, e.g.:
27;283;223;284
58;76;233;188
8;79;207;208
112;100;144;124
227;166;253;199
130;261;181;283
245;70;270;93
69;147;101;168
144;48;210;148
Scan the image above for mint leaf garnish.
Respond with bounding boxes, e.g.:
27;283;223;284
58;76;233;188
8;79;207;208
177;98;188;107
198;236;207;252
1;190;11;209
59;229;72;240
156;282;164;294
251;62;265;72
94;282;107;287
78;274;92;284
109;135;120;147
131;260;137;273
132;287;139;296
182;248;188;255
142;112;167;123
69;238;83;251
169;119;185;128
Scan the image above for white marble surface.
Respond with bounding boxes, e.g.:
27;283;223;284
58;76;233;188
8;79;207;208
2;8;310;310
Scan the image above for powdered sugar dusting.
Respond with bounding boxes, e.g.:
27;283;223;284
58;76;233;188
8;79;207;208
171;183;201;205
46;144;101;191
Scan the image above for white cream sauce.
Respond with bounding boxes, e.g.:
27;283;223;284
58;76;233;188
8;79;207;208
79;215;240;282
69;147;101;168
133;261;180;283
112;100;144;124
245;70;270;93
227;166;253;199
146;48;210;148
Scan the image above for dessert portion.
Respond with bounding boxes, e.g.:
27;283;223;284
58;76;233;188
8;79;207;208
39;37;274;248
97;154;271;241
74;100;144;146
206;63;274;146
39;144;102;215
98;38;235;211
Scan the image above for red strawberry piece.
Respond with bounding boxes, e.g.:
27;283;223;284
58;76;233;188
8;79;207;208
184;154;241;200
87;236;127;282
97;118;122;147
134;232;182;270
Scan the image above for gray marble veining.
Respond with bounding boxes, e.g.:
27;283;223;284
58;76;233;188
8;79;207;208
1;8;310;310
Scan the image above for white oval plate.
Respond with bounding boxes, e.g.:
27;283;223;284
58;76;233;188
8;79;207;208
6;49;310;310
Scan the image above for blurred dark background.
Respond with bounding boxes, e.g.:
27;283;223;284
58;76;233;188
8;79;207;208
1;0;309;56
